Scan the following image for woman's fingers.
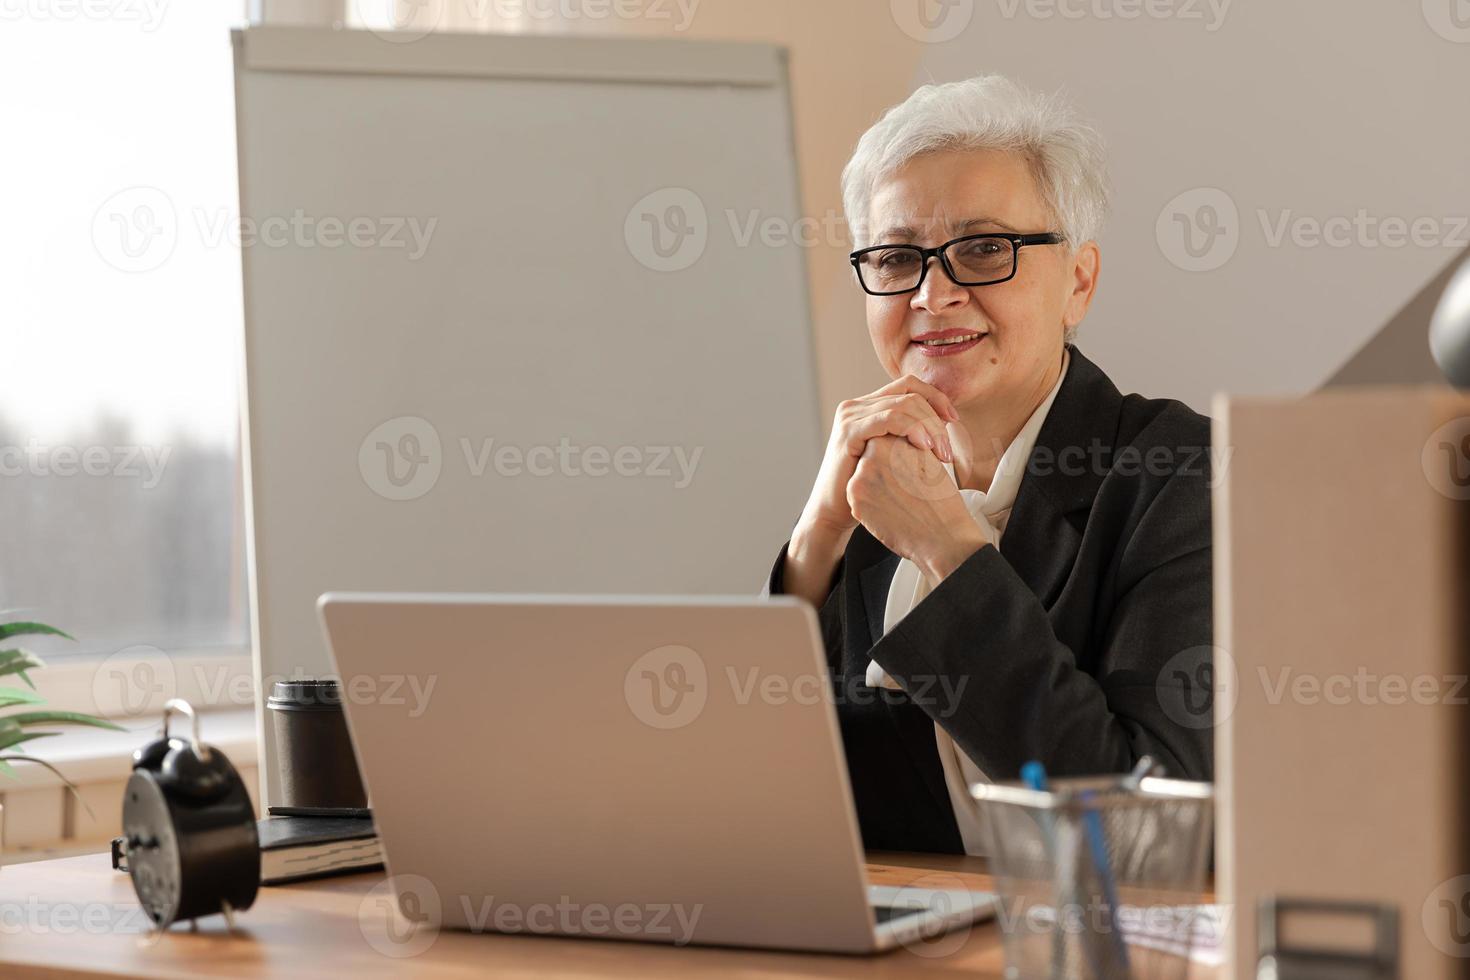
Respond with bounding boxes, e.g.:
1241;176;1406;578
874;374;960;424
840;397;953;462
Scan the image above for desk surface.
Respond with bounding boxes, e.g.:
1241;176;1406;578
0;851;1215;978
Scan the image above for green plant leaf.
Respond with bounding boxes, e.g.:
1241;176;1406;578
0;711;124;732
0;686;44;709
0;622;74;643
0;754;95;819
0;730;61;754
0;649;46;690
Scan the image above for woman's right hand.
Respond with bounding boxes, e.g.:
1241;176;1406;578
783;376;959;608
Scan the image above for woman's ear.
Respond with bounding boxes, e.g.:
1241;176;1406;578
1063;241;1101;331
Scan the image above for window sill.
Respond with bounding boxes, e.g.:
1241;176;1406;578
4;706;258;790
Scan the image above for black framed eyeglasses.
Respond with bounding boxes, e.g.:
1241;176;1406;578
849;232;1065;296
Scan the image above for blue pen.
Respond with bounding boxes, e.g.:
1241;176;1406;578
1021;762;1072;980
1079;788;1131;978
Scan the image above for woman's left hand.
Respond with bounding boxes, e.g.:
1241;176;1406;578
846;435;992;588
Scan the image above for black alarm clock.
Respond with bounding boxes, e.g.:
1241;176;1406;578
119;699;260;929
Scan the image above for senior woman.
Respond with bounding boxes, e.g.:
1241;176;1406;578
764;76;1213;856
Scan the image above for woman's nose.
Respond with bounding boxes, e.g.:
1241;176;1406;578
910;255;969;313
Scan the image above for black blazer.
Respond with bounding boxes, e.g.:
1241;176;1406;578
764;346;1214;853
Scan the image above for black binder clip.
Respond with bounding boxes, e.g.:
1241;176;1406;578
1256;897;1399;980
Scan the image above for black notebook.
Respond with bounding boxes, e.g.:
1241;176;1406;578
257;815;383;885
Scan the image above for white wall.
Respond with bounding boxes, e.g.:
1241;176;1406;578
899;0;1470;409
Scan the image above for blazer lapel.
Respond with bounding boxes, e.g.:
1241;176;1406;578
1000;347;1121;605
858;552;900;648
848;346;1123;643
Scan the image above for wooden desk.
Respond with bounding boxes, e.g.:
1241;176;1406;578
0;851;1215;978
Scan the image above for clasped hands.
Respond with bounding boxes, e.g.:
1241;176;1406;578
795;375;991;590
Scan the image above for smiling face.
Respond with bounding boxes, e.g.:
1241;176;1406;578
862;147;1099;414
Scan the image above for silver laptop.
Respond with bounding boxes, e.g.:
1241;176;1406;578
317;592;995;954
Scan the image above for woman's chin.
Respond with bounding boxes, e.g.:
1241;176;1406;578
906;348;992;404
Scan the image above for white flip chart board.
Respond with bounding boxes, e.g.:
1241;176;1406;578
232;26;821;803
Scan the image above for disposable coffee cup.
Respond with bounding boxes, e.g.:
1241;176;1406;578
266;679;368;810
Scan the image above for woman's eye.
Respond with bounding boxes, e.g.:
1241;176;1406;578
877;251;917;269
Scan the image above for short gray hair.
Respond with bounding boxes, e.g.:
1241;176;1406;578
841;75;1110;252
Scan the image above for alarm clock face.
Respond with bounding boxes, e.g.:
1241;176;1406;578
122;769;183;925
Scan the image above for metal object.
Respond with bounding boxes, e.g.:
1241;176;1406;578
1256;897;1398;980
972;771;1215;980
120;699;260;930
1430;254;1470;387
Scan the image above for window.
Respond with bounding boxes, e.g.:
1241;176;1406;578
0;3;252;693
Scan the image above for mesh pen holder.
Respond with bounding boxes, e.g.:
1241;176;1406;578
971;774;1214;980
